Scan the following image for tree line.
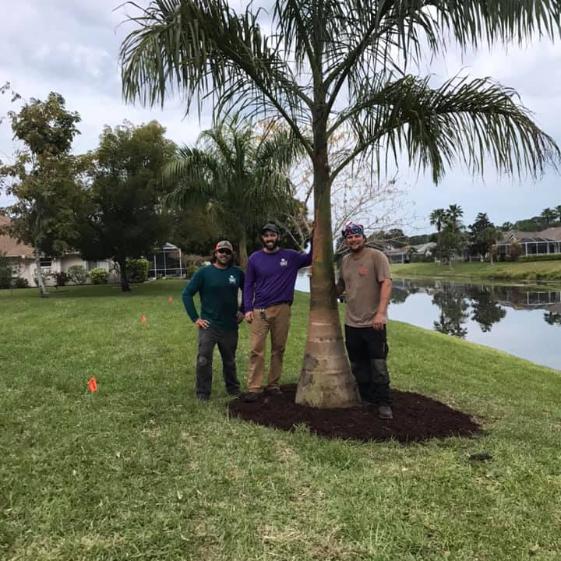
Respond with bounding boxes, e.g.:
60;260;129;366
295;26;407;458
0;92;306;295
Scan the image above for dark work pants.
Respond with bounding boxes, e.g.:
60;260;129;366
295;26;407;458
344;325;391;405
196;326;240;398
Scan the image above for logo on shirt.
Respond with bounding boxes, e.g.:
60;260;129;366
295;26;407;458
358;265;368;276
280;258;288;267
228;275;237;285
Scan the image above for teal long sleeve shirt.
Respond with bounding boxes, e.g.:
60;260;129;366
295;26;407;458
182;264;245;331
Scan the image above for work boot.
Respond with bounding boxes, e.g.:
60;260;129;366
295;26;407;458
243;392;260;403
265;386;282;395
378;404;393;420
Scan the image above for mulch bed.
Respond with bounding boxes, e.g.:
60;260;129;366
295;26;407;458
228;384;482;443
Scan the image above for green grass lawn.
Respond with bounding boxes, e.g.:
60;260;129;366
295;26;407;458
392;260;561;283
1;281;560;560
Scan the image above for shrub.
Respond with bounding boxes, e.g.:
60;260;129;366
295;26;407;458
67;265;88;285
509;241;523;261
13;277;29;289
90;267;109;284
51;271;70;287
183;254;206;278
127;258;149;283
519;253;561;263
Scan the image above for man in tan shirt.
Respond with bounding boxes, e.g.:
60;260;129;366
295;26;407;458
336;223;393;419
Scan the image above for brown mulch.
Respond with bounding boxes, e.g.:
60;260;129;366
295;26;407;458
228;384;482;443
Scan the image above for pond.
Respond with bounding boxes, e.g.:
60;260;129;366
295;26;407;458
295;272;561;371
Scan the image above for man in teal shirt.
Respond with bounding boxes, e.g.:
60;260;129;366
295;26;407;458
182;240;245;400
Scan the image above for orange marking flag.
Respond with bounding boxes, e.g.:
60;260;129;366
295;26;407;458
87;377;98;393
140;313;148;325
167;296;174;304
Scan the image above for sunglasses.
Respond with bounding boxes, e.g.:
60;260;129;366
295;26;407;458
217;248;232;255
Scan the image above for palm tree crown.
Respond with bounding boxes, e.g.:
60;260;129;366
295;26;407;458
165;117;301;265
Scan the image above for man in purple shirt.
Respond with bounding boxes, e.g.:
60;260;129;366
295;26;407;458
243;223;312;401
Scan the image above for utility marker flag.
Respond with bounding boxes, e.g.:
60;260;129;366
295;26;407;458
140;313;147;325
168;296;173;304
87;377;98;393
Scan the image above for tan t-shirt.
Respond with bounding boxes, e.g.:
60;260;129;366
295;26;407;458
338;247;391;327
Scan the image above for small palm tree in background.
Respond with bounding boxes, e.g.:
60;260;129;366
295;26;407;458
121;0;561;408
164;117;302;267
445;204;464;233
429;208;447;234
541;207;557;227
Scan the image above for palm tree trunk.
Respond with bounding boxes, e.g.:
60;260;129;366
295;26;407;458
295;131;360;408
34;248;48;298
238;230;248;269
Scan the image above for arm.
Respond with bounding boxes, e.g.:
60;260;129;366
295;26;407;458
182;272;209;329
373;278;392;330
336;273;345;297
237;269;246;322
243;259;256;322
298;235;313;268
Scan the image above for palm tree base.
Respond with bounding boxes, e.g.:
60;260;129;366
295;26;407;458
295;311;360;408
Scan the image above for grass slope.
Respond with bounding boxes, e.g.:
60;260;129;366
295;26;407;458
1;281;560;561
392;260;561;283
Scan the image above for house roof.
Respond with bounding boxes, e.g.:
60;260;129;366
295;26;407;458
0;216;34;258
506;227;561;243
412;241;437;253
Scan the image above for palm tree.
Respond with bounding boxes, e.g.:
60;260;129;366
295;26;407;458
445;204;464;233
121;0;561;408
164;117;301;267
541;207;557;227
429;209;447;234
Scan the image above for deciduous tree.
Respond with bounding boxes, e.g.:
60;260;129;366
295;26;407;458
0;92;82;297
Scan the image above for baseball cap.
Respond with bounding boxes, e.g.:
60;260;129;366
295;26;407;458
261;223;280;235
215;240;233;252
342;222;365;238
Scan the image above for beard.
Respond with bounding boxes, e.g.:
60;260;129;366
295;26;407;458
263;239;279;250
216;253;233;265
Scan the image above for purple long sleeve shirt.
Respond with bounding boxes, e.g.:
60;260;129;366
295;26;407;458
243;248;312;311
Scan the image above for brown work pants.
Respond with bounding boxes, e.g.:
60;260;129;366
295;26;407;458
246;303;291;393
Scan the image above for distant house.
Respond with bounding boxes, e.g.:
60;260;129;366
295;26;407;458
495;227;561;258
384;241;437;264
0;215;115;285
147;242;185;278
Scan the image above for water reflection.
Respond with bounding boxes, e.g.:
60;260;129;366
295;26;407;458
294;272;561;369
392;279;561;337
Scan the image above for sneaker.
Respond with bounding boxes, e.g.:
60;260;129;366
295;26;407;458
378;405;393;420
265;386;282;395
243;392;260;403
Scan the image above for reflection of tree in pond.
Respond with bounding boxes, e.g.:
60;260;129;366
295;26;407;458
391;286;409;304
432;288;469;338
466;286;506;332
544;311;561;326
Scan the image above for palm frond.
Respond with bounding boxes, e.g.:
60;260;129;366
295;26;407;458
332;75;560;182
120;0;312;152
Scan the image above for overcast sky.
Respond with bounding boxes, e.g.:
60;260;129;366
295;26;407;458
1;0;560;234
